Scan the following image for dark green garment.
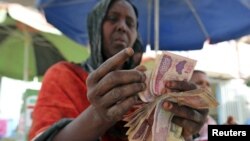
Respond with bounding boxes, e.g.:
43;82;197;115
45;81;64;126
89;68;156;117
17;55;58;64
34;119;72;141
34;119;100;141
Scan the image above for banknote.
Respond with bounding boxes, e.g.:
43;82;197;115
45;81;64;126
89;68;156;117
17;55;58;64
139;51;197;102
165;88;218;109
125;51;218;141
126;89;218;141
151;51;197;95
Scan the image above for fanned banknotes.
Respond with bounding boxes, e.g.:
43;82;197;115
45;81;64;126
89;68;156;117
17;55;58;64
124;51;219;141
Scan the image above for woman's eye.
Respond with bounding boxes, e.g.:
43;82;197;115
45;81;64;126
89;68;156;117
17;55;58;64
106;15;118;22
127;21;135;28
126;18;136;28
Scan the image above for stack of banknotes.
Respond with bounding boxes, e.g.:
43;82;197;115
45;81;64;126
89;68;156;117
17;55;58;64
123;51;219;141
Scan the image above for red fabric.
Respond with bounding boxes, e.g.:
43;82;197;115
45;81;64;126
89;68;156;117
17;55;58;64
29;61;129;141
28;61;105;141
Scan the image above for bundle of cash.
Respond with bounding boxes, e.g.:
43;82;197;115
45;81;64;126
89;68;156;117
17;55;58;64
123;51;219;141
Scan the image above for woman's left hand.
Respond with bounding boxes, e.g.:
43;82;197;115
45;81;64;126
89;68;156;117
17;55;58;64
162;81;209;139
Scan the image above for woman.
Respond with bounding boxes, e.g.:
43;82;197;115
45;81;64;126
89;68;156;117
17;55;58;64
29;0;208;141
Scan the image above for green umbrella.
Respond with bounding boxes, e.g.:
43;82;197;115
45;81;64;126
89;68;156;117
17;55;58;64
0;3;89;81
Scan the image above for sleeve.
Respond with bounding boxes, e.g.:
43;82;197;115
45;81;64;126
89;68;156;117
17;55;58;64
28;61;89;141
33;118;72;141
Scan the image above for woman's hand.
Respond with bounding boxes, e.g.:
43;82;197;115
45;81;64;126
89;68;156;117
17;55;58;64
86;48;146;125
162;81;209;139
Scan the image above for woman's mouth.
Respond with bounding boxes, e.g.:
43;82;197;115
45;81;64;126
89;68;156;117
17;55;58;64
114;39;127;46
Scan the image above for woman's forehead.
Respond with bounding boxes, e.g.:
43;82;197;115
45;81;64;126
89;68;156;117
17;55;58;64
108;0;136;18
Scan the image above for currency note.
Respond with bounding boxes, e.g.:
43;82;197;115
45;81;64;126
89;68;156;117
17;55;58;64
125;51;218;141
151;52;197;96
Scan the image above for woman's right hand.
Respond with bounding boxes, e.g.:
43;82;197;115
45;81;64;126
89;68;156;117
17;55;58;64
86;47;146;125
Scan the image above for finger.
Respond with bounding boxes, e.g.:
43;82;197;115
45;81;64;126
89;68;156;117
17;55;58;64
88;47;134;85
165;81;197;91
135;65;147;72
93;70;146;97
163;101;208;123
171;116;200;138
105;96;138;121
100;82;146;107
160;88;178;94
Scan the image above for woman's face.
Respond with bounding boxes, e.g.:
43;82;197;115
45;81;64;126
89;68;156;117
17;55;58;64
102;0;137;60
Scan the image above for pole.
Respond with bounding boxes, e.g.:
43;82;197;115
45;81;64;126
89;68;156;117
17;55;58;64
185;0;209;39
154;0;159;53
0;77;1;92
147;0;152;45
23;27;31;81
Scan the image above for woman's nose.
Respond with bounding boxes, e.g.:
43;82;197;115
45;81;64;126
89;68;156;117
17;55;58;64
116;20;127;32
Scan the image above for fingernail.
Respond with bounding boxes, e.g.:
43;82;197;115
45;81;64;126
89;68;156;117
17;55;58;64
161;89;166;94
141;83;146;90
125;47;134;56
136;65;147;72
141;72;146;82
163;101;172;110
165;81;171;87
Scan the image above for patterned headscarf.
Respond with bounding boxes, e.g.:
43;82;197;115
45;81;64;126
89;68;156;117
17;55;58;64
84;0;143;72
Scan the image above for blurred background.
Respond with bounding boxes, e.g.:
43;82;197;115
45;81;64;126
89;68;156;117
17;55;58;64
0;1;36;141
0;0;250;141
1;0;35;7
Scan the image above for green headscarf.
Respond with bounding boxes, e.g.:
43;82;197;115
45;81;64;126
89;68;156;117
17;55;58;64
84;0;143;72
